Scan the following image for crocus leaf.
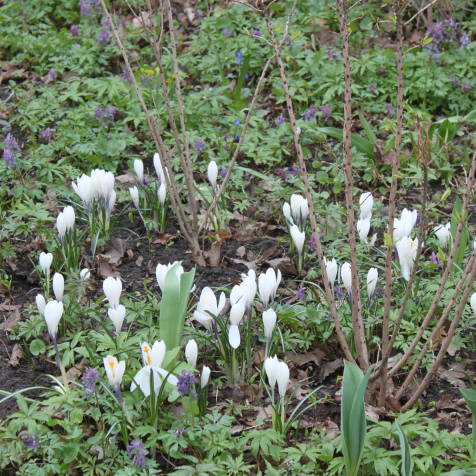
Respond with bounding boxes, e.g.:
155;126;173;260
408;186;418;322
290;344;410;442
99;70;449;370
396;422;412;476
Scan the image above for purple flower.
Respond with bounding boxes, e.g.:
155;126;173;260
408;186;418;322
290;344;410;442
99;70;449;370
275;114;285;125
369;82;377;92
461;81;472;92
4;133;19;150
70;24;80;37
194;137;206;154
235;119;241;126
385;104;395;118
3;133;20;167
303;106;317;121
283;34;291;44
95;106;116;126
127;440;147;468
47;69;57;81
40;128;53;140
175;427;186;436
326;48;339;60
105;105;116;120
321;105;331;121
218;167;227;178
308;233;317;254
3;148;16;167
121;70;133;83
82;367;99;397
223;28;232;37
235;51;244;64
295;285;305;301
22;435;39;450
429;251;440;264
177;370;197;398
97;29;110;45
252;30;262;38
334;285;344;300
194;9;202;20
79;0;99;17
460;32;470;48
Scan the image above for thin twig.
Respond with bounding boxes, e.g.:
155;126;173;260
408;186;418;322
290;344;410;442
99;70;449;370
405;0;439;25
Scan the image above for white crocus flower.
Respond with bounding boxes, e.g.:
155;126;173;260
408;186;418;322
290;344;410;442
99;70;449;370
153;152;166;184
108;190;116;213
434;223;451;249
53;273;64;301
56;211;67;241
91;169;115;205
108;305;126;333
44;300;63;339
258;268;281;307
155;262;184;293
325;257;338;288
158;182;167;205
393;208;418;242
129;186;139;208
193;286;226;331
133;159;144;183
72;174;94;208
201;365;211;388
39;252;53;275
264;355;280;389
103;355;126;388
367;268;378;300
263;309;277;341
290;224;305;256
207;161;218;190
470;293;476;315
80;268;90;281
185;339;198;368
290;194;309;228
36;294;46;315
396;236;418;281
357;217;371;243
229;302;245;326
282;202;293;225
131;341;177;397
228;324;240;349
359;192;374;220
103;277;122;308
63;206;75;231
341;262;352;292
276;361;290;398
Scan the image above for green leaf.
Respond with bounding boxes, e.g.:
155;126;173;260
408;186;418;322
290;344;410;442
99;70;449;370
70;408;83;424
29;338;46;356
317;127;374;159
396;422;412;476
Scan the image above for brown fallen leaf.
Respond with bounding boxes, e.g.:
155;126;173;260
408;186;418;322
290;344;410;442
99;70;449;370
205;241;221;267
286;349;325;368
0;305;22;331
153;233;175;245
236;246;246;258
319;358;343;381
8;343;23;367
96;259;120;279
115;172;136;185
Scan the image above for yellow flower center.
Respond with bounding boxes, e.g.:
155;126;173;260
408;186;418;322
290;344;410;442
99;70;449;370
108;360;116;378
410;241;415;248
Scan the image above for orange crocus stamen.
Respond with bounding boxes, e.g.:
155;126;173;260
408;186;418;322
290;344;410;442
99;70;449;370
108;360;116;378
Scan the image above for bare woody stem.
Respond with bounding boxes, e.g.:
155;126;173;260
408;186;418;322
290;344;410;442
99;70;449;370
378;0;404;404
265;9;355;364
401;251;476;410
337;0;368;370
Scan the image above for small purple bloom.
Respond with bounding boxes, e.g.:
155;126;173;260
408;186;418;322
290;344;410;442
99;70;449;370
70;24;80;37
105;105;116;120
369;82;377;92
252;30;262;38
177;370;197;398
22;435;39;450
40;128;53;140
3;133;20;167
3;148;16;167
121;70;133;83
326;48;339;60
175;427;186;436
235;135;240;142
79;0;99;17
429;251;440;264
245;72;249;81
235;119;241;126
385;104;395;118
275;114;285;125
47;69;57;81
235;51;244;65
460;32;470;48
283;34;291;44
334;285;344;300
194;9;202;20
82;367;99;397
321;105;331;121
218;167;227;178
461;81;472;92
223;28;232;37
303;106;317;121
308;233;317;254
97;29;110;45
127;440;147;468
295;285;305;301
194;137;206;154
4;133;19;150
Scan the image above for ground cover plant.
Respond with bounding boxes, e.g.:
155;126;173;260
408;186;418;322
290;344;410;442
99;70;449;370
1;0;476;474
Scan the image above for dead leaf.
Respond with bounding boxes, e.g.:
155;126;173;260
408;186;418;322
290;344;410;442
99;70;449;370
236;246;246;258
286;349;325;368
135;255;144;267
115;172;136;185
96;259;120;279
205;241;221;267
153;233;175;245
438;368;467;388
319;359;343;381
8;343;23;367
66;359;87;381
0;305;22;331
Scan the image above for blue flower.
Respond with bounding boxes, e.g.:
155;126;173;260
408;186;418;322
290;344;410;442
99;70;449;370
234;51;244;65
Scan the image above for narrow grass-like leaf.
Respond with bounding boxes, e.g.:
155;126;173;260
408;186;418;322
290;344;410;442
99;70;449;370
396;422;412;476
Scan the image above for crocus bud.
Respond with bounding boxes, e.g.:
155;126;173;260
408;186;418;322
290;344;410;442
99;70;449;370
367;268;378;299
230;302;245;325
156;262;184;293
91;169;115;204
359;192;373;220
357;217;371;243
396;236;418;281
103;355;125;387
133;159;144;183
129;186;139;208
228;324;240;349
72;174;94;207
434;223;451;249
471;293;476;315
153;152;165;183
325;257;338;288
185;339;198;368
63;206;75;231
108;304;126;333
36;294;46;315
39;252;53;274
290;194;309;228
207;161;218;190
158;182;166;205
108;190;116;213
290;224;305;256
44;300;64;338
53;273;64;301
56;212;67;241
341;262;352;292
103;277;122;308
282;202;293;225
393;208;418;242
264;355;280;388
263;309;277;340
258;268;281;307
80;268;90;281
276;361;290;398
201;365;211;388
